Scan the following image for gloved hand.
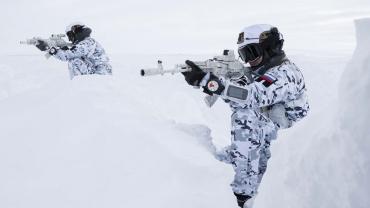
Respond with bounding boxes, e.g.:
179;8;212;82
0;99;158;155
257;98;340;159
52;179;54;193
182;60;206;86
35;40;49;51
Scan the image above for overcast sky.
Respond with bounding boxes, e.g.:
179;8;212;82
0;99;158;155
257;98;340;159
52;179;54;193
1;0;370;55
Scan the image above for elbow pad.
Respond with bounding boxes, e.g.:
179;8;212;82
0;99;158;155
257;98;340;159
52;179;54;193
203;77;225;95
201;73;225;95
49;47;58;55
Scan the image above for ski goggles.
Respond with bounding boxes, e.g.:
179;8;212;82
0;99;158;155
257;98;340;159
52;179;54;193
238;43;263;62
66;25;84;41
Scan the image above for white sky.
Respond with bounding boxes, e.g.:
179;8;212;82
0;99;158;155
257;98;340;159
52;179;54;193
1;0;370;55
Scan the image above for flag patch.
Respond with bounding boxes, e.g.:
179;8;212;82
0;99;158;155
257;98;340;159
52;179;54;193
255;74;277;87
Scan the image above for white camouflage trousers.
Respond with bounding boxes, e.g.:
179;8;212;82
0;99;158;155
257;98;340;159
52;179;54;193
229;108;277;196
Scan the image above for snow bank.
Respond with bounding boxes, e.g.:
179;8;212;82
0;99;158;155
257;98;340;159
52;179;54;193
0;55;235;208
256;18;370;208
338;18;370;208
0;42;363;208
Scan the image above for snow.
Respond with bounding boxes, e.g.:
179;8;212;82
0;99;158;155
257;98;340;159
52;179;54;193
337;19;370;208
1;1;370;208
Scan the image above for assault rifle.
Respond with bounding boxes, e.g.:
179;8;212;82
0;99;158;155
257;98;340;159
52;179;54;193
140;50;252;107
20;34;72;59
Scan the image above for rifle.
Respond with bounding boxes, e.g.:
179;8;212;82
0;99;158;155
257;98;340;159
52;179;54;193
140;50;252;107
20;34;72;59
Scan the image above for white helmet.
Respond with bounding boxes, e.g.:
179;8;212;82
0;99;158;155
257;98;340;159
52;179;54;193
237;24;284;62
65;22;86;33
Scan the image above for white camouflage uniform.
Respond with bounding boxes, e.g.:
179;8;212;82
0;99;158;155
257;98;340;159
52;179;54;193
52;37;112;79
215;59;309;197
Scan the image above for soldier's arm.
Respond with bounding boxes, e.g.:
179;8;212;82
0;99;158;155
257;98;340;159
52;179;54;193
224;72;291;108
51;39;95;61
205;66;299;108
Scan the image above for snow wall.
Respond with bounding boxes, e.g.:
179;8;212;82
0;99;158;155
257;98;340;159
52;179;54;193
338;18;370;208
256;18;370;208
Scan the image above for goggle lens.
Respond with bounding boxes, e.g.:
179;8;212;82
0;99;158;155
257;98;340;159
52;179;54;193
238;43;263;62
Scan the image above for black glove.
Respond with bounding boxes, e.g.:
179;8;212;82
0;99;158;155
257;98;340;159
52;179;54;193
182;60;206;86
35;40;49;51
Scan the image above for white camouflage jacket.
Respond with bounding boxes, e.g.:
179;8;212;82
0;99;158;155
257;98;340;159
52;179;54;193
221;60;309;129
52;37;112;79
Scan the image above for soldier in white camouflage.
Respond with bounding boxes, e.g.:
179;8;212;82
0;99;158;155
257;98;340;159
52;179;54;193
182;24;309;208
35;22;112;79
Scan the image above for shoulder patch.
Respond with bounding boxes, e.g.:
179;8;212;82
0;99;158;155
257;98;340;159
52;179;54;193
255;74;277;87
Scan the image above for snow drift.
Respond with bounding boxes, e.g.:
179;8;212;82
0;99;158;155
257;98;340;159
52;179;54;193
338;18;370;208
257;18;370;208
